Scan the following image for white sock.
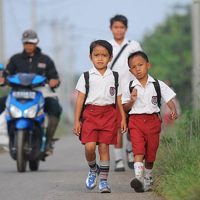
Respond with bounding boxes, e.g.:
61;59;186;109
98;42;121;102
126;140;133;152
114;148;123;161
134;162;144;179
144;168;152;178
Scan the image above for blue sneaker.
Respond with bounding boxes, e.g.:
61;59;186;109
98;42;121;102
86;166;99;190
99;181;111;193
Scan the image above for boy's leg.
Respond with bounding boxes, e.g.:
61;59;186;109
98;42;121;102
85;142;99;190
130;155;145;192
114;129;125;171
126;131;134;169
144;162;154;192
98;143;111;193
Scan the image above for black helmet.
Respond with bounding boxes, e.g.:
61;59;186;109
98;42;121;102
22;29;39;44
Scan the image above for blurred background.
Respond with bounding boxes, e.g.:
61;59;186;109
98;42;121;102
0;0;196;124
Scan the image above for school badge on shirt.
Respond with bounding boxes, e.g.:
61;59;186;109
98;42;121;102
152;96;158;105
109;87;116;96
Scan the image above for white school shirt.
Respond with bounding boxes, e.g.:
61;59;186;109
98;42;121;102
122;75;176;114
109;39;142;91
76;67;122;106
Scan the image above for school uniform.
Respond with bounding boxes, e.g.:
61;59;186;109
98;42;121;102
109;39;142;126
122;75;176;162
109;38;142;91
76;67;122;145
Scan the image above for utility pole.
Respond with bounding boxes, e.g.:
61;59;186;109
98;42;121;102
0;0;5;63
31;0;37;30
192;0;200;110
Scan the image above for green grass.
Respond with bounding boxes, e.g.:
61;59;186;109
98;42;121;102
154;111;200;200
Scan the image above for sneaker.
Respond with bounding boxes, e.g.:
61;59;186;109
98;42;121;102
99;181;111;193
144;177;153;192
130;177;144;193
86;166;100;190
114;159;125;172
126;150;134;169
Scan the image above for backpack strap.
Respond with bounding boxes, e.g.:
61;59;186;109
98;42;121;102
129;79;161;108
110;41;130;70
80;71;89;119
112;71;119;107
153;79;161;108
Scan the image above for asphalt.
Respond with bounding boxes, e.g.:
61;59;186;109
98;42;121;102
0;133;163;200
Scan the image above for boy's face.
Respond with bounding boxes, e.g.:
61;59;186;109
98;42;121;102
110;21;127;41
129;55;151;80
89;45;112;71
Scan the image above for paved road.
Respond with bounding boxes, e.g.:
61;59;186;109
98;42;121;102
0;134;163;200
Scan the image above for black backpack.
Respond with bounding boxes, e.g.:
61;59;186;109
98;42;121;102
80;71;119;119
129;79;161;109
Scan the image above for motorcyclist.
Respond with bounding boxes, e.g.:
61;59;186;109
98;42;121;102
0;29;62;155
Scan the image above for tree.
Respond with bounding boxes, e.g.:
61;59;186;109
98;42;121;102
142;5;192;109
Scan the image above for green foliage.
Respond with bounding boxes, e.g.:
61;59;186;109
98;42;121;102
154;111;200;200
142;5;192;109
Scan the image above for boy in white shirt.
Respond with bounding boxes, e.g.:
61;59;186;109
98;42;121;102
122;51;177;192
109;14;142;171
73;40;127;193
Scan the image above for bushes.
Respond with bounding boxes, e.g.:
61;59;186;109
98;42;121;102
154;111;200;200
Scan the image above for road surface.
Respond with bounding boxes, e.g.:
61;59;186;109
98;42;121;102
0;134;163;200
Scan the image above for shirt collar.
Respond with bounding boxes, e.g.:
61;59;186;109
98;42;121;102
131;75;156;87
89;66;112;77
110;38;129;48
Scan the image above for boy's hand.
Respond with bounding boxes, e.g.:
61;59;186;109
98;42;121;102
121;118;127;133
49;79;59;88
131;88;137;102
73;121;82;136
170;110;178;120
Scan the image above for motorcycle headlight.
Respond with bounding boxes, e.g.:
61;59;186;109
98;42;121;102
10;105;22;118
24;105;38;118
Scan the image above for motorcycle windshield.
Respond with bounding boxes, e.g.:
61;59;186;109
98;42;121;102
7;73;46;87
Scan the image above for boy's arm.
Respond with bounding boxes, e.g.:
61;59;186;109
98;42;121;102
73;91;85;136
117;95;127;133
166;99;178;120
123;88;137;113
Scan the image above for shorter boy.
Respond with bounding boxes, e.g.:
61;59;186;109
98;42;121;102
122;51;177;192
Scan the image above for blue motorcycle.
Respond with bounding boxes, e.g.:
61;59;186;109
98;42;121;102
6;73;47;172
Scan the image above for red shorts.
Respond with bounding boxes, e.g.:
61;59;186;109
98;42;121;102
81;104;117;145
116;106;122;129
128;114;161;162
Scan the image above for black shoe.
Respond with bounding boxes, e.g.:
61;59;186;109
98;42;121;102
130;178;144;193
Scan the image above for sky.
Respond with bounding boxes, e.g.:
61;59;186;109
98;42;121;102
3;0;191;73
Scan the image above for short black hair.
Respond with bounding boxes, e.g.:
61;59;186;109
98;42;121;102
128;51;149;67
89;40;113;56
110;15;128;28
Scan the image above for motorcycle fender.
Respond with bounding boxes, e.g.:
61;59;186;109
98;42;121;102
16;119;32;129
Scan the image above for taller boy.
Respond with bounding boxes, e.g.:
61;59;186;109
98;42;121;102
109;15;142;171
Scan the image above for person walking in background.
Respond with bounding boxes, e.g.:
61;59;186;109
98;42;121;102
73;40;127;193
122;51;177;192
109;14;142;171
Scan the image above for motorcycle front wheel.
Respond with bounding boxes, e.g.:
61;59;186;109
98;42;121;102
16;130;27;172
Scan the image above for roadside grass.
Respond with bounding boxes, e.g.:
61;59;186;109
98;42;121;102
154;111;200;200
